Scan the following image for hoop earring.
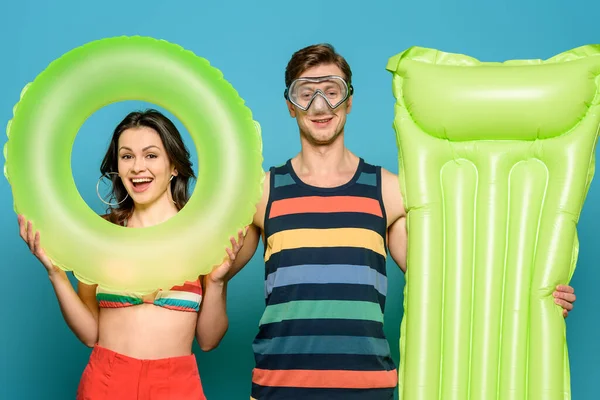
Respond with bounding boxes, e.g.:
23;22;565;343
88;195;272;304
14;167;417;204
171;175;177;204
169;175;176;204
96;172;129;207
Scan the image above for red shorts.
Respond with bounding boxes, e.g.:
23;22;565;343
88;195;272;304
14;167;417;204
76;345;206;400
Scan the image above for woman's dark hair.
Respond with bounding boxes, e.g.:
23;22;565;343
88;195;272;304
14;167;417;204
100;109;195;225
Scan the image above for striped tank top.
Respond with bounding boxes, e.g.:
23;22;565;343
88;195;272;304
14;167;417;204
251;158;397;400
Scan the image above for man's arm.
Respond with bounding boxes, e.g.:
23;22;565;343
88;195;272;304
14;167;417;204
388;216;407;273
224;171;270;280
381;168;408;272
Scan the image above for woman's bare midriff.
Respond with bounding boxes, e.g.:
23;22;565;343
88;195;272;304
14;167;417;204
97;304;198;359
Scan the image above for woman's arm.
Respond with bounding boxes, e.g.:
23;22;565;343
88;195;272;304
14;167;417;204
195;276;229;351
19;215;99;347
195;230;245;351
49;273;99;347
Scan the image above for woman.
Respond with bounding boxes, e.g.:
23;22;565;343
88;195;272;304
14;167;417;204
18;109;242;399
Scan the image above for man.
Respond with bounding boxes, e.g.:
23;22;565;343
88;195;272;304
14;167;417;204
227;43;576;400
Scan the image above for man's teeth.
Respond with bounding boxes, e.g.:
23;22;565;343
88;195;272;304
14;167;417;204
314;118;331;123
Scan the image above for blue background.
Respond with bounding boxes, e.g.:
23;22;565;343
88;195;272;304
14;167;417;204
1;0;599;399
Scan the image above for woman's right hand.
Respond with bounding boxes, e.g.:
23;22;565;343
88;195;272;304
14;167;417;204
18;214;64;278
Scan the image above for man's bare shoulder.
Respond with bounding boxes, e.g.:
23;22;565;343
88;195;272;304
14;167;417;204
380;167;399;184
252;170;270;229
380;167;401;196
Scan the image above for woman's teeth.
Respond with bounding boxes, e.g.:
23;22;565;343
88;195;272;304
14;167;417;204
131;178;153;189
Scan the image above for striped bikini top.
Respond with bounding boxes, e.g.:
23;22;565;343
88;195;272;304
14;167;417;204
95;218;203;312
251;158;397;400
96;279;203;312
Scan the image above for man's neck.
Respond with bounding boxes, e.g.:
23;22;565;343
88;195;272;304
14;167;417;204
292;136;360;187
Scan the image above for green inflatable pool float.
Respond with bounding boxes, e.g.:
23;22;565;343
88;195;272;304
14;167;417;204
4;36;264;293
387;45;600;400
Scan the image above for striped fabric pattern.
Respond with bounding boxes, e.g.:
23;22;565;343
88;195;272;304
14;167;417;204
251;158;397;400
96;279;203;312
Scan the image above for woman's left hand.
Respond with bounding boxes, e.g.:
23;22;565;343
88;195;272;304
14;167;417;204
208;228;246;284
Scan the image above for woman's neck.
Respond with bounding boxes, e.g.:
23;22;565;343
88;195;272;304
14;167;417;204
128;195;179;228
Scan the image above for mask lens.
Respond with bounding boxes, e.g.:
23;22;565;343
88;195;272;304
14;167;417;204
288;76;349;110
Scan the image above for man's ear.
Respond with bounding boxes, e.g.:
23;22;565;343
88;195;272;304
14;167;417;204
346;95;353;114
286;100;297;118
